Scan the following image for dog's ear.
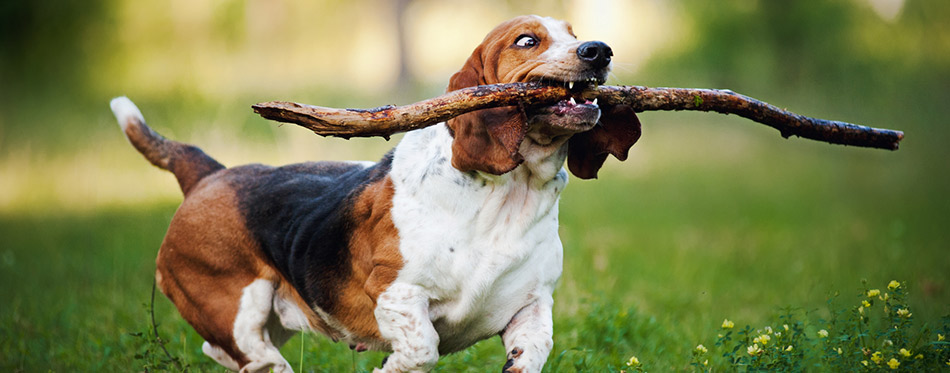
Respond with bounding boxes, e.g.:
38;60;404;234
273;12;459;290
567;104;641;179
445;46;527;175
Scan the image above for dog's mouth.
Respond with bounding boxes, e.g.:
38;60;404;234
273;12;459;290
526;77;604;133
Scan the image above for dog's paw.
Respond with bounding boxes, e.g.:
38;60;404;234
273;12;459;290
501;348;525;373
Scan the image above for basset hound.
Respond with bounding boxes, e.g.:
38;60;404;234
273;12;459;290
111;15;640;373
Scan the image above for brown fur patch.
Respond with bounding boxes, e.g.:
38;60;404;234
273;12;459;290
331;175;403;340
123;120;224;195
567;104;642;179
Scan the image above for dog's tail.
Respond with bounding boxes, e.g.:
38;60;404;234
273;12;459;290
110;97;225;195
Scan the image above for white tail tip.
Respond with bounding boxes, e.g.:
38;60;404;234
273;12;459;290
110;96;145;130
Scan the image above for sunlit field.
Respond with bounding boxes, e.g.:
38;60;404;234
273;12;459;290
2;0;948;371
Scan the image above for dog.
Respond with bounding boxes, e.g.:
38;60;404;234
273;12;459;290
112;15;641;373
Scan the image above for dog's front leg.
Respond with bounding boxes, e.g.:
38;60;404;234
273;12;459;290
374;283;439;373
499;294;554;373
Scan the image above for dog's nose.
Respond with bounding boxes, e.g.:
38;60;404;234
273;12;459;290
576;41;612;69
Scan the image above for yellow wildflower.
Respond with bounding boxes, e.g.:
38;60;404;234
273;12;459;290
753;334;771;346
862;300;871;308
722;319;735;329
836;347;842;355
899;348;911;357
861;360;869;366
867;289;881;297
703;359;708;366
787;345;794;352
880;292;889;301
783;324;789;331
871;351;883;364
695;344;708;354
897;308;912;318
888;280;901;290
938;334;945;342
915;354;923;360
818;329;829;338
887;358;900;369
626;356;640;367
747;344;762;356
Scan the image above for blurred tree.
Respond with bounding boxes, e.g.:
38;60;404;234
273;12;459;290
0;0;114;104
393;0;415;91
654;0;949;102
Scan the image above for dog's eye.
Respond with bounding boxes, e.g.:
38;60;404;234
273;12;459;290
515;35;538;48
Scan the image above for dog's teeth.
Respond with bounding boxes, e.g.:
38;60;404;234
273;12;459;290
592;98;598;106
569;97;577;105
568;81;574;90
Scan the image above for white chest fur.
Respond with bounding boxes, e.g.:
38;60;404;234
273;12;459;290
385;124;566;353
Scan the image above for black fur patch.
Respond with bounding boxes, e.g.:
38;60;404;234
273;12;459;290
502;358;514;372
234;151;394;313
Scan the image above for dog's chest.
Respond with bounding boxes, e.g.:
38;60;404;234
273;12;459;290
386;127;566;352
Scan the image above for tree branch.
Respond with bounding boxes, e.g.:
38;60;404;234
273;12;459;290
252;82;903;150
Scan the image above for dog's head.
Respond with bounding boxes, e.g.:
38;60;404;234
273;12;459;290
446;15;641;179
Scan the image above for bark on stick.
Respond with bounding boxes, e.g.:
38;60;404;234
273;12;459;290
252;82;903;150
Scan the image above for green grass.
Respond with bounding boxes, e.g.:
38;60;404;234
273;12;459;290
1;113;947;371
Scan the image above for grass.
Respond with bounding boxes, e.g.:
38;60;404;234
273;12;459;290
1;93;948;371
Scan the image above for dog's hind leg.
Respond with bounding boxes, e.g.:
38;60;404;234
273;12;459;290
202;342;241;371
233;278;294;373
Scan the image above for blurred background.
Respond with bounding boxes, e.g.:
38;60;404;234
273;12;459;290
1;0;947;212
1;0;948;370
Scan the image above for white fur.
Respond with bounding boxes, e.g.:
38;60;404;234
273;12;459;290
232;279;293;373
109;96;145;131
203;342;241;371
375;122;565;370
272;292;310;332
534;15;611;83
374;283;441;372
537;16;579;62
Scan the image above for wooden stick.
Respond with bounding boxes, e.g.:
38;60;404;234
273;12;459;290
252;82;903;150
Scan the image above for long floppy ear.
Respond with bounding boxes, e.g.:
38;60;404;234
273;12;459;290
567;104;642;179
445;46;528;175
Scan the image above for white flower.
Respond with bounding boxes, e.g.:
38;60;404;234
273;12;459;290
747;344;762;356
